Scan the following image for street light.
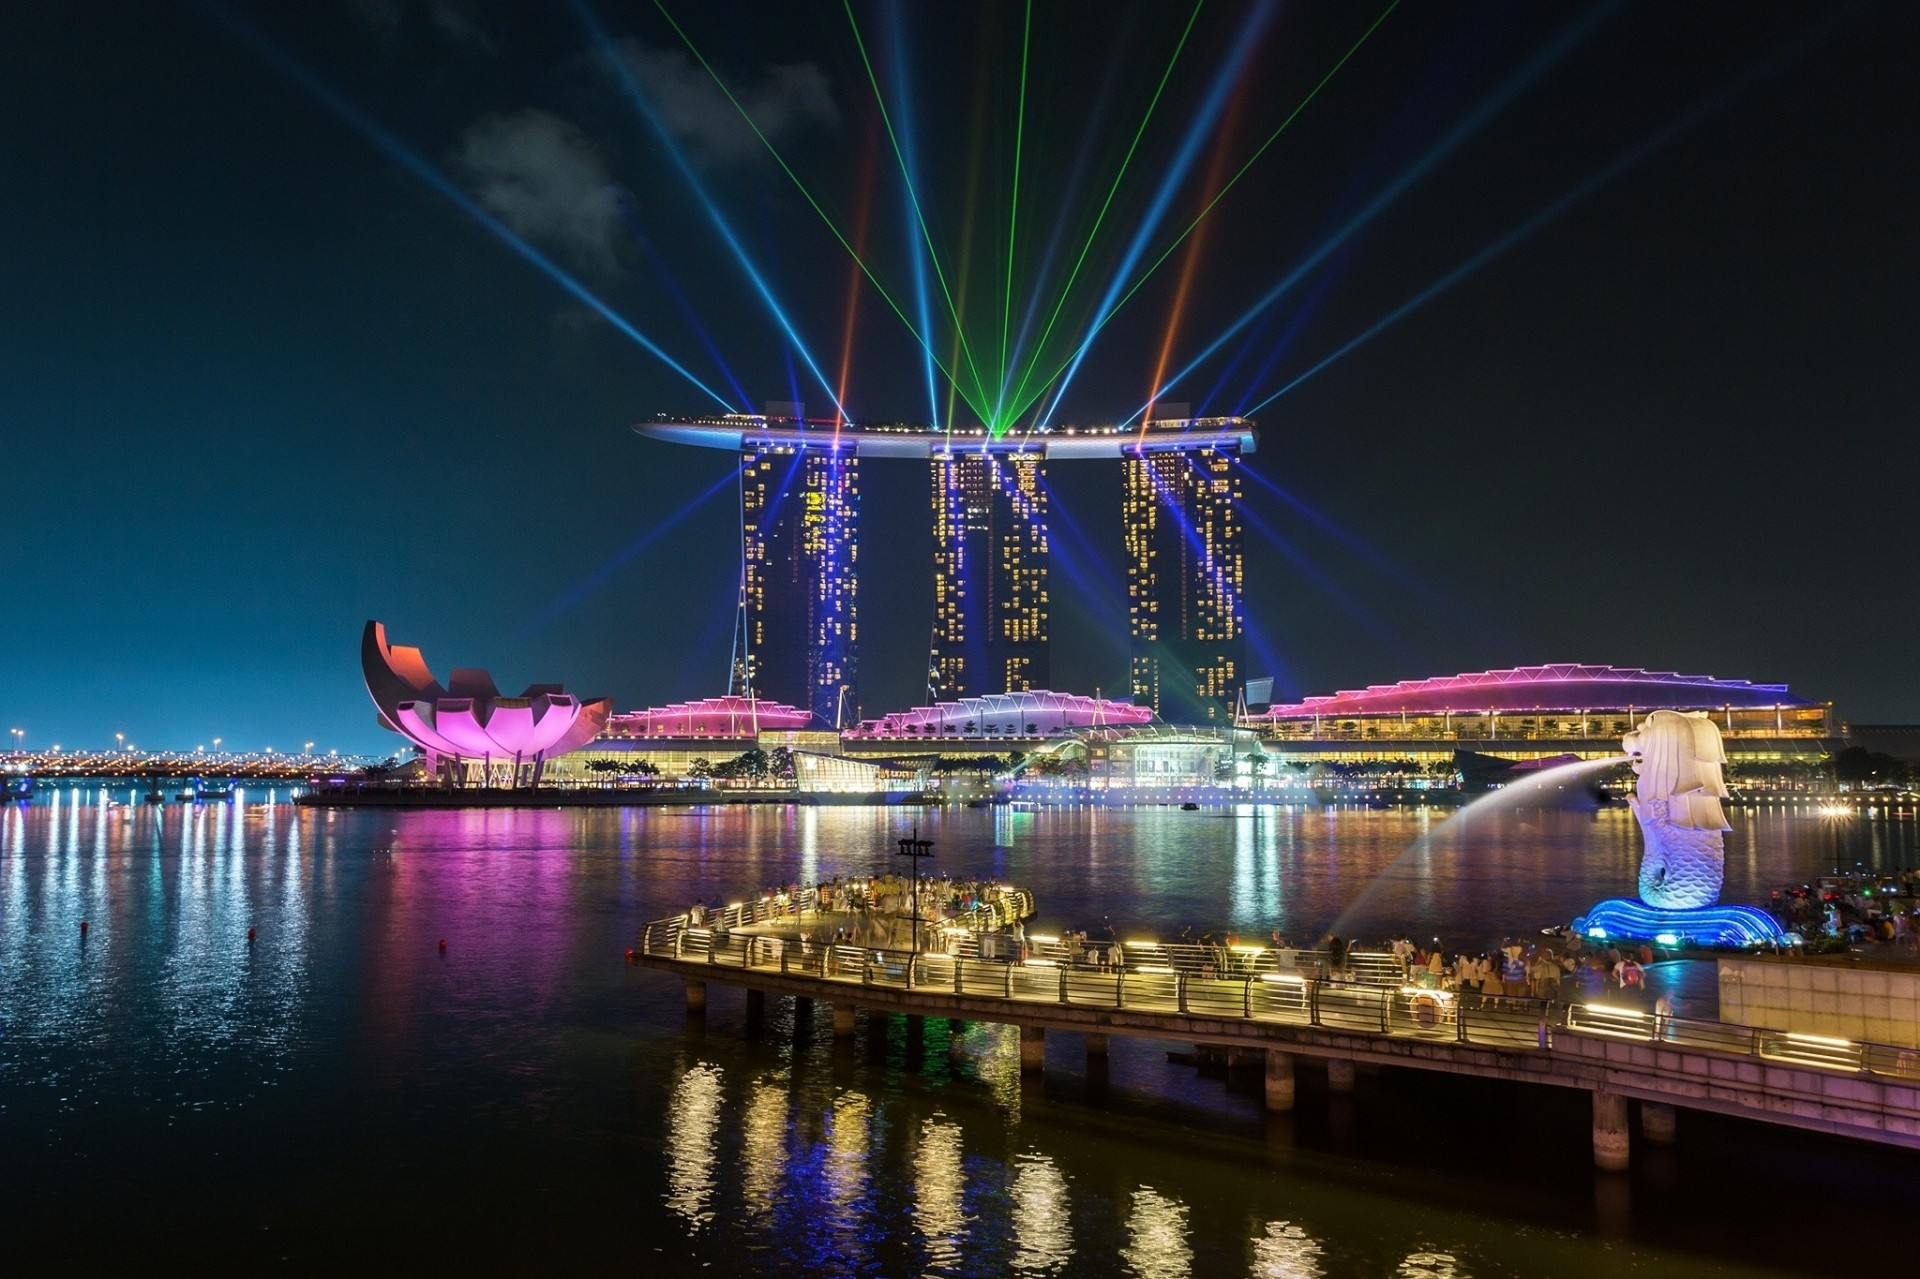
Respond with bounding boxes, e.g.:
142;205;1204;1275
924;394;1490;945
895;826;935;955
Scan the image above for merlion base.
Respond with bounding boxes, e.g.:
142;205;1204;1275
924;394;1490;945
1574;897;1787;948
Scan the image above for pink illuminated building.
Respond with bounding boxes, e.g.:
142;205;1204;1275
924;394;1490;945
361;621;612;785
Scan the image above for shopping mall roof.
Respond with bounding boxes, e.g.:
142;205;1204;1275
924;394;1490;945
601;696;814;738
635;414;1256;459
850;690;1153;737
1252;664;1821;719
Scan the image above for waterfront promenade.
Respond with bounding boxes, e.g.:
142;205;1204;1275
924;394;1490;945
637;886;1920;1170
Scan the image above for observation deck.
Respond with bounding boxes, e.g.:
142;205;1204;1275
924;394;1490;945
634;414;1257;459
637;884;1920;1170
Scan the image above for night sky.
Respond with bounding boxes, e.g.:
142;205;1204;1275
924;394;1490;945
4;0;1915;755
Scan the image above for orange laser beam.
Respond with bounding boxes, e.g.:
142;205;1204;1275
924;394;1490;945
1144;80;1250;438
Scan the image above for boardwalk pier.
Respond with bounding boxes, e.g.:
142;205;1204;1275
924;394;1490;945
636;886;1920;1169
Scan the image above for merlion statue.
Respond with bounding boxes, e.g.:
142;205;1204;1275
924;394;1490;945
1622;710;1730;909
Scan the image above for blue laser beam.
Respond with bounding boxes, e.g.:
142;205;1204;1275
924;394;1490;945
1230;455;1511;649
1033;0;1281;426
1032;474;1140;681
1001;14;1137;415
1222;246;1354;414
885;5;942;431
1244;10;1849;415
1123;0;1622;425
572;0;848;421
517;462;743;639
1234;481;1418;671
196;0;736;413
616;200;753;410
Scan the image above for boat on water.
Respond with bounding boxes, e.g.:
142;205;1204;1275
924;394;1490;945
1180;801;1201;811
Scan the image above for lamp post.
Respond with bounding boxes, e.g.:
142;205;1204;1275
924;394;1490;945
895;826;935;954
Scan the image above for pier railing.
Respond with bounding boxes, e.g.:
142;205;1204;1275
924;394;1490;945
1565;1001;1920;1080
638;918;1920;1085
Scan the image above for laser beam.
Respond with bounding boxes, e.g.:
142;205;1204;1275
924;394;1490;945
1001;0;1207;435
517;462;743;638
1013;0;1403;429
885;4;942;429
1122;0;1622;424
196;0;737;413
1033;0;1279;431
1244;11;1845;415
653;0;992;425
840;0;994;421
575;0;848;420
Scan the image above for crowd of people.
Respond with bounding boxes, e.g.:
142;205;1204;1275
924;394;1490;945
683;874;1023;950
1771;872;1920;954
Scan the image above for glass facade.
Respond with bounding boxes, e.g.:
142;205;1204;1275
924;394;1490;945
740;445;859;726
929;452;1049;698
1123;446;1245;724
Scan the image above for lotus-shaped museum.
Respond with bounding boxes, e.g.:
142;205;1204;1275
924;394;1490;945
362;620;611;785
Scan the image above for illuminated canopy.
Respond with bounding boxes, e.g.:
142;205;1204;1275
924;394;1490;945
851;690;1153;738
603;696;814;738
1252;664;1817;719
361;621;610;767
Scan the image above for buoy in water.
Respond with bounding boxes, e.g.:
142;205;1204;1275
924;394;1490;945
625;947;636;964
80;920;89;935
248;928;257;943
438;938;447;952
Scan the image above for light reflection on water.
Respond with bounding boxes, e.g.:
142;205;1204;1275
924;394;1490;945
664;1060;724;1229
915;1115;970;1274
1250;1220;1325;1278
740;1075;790;1228
1010;1150;1072;1275
1121;1186;1192;1279
0;790;1915;1272
824;1088;873;1264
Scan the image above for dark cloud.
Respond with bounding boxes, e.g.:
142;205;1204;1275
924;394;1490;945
617;38;837;166
452;109;628;277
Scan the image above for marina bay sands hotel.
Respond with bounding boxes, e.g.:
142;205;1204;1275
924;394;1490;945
636;410;1258;728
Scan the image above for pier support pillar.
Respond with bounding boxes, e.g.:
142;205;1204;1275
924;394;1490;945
1641;1101;1677;1145
832;1004;857;1039
1019;1024;1046;1072
745;988;765;1018
1326;1057;1355;1093
1264;1050;1296;1112
684;981;707;1014
1593;1089;1630;1171
1086;1033;1109;1058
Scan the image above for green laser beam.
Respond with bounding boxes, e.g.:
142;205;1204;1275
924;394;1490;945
1004;0;1403;427
999;0;1206;434
841;0;997;422
652;0;993;424
945;67;989;435
996;0;1033;427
